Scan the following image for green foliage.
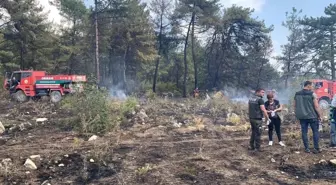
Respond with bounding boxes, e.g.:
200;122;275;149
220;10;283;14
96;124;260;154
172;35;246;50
208;98;230;120
156;82;180;94
0;0;55;70
0;0;282;97
298;4;336;79
145;89;157;100
135;164;153;176
61;85;112;133
120;97;138;116
61;84;138;134
276;7;310;88
1;0;335;132
58;0;88;20
205;5;276;89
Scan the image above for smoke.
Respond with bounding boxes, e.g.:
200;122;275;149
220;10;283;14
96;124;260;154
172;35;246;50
108;83;127;100
274;88;292;105
222;86;251;103
231;96;250;103
221;85;299;105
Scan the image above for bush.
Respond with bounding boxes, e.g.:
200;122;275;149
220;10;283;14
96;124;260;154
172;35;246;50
144;89;157;100
120;97;138;116
61;84;138;134
156;82;181;96
208;98;231;119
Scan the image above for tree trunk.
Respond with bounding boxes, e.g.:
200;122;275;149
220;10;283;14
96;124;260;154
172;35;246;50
175;57;179;88
108;48;113;81
284;74;289;89
213;63;220;88
68;19;77;74
123;46;129;92
183;17;193;97
191;12;197;89
285;58;291;89
285;41;293;88
20;41;24;69
94;0;100;85
207;31;217;81
153;13;164;93
67;54;74;74
256;59;266;88
330;29;335;80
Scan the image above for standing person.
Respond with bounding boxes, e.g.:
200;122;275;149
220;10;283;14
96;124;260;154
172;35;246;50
193;87;200;98
294;81;322;153
10;76;20;90
329;95;336;148
248;88;270;152
265;93;285;147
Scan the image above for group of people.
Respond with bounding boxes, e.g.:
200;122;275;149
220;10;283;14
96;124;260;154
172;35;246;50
248;81;336;153
248;87;285;152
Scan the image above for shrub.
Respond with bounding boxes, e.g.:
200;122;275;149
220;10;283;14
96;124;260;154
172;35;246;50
61;84;138;134
120;97;139;118
156;82;181;96
144;89;156;100
208;99;230;120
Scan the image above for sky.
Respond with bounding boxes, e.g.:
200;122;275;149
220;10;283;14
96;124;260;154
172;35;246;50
38;0;334;67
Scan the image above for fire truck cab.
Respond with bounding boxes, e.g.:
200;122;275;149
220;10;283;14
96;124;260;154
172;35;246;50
310;79;335;109
3;70;86;103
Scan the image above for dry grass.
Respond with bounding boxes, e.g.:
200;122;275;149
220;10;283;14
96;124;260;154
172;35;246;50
221;122;251;132
135;164;153;176
4;94;336;185
0;159;18;179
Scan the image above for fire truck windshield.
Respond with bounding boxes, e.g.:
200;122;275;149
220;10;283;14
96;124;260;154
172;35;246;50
300;81;323;89
314;82;323;89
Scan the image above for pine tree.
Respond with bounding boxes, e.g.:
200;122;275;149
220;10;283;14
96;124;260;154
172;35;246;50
300;4;336;79
1;0;54;70
277;8;307;88
173;0;220;97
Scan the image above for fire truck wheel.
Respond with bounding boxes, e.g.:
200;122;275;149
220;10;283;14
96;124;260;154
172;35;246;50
319;99;330;110
15;90;28;102
50;91;62;103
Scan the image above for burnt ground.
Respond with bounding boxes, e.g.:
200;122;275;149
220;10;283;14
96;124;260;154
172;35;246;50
0;97;336;185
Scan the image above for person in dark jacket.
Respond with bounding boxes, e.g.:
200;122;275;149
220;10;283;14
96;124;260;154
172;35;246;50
10;76;20;90
329;95;336;148
248;88;269;152
294;81;322;153
265;93;285;147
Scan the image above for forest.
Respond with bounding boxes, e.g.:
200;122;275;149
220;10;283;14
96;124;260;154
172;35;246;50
1;1;336;184
0;0;336;97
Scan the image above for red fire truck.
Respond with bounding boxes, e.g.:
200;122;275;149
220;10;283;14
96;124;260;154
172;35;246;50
3;70;86;103
310;79;335;109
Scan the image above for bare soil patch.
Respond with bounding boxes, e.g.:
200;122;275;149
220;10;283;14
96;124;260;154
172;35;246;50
0;98;335;185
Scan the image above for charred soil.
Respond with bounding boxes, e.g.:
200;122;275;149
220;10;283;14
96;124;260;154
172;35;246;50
0;97;335;185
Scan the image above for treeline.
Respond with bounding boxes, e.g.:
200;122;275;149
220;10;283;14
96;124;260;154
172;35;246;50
277;5;336;88
0;1;335;97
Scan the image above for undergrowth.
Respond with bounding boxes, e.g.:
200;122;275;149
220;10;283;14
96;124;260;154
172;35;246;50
61;84;138;134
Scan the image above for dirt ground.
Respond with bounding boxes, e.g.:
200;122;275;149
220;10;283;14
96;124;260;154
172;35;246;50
0;96;336;185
